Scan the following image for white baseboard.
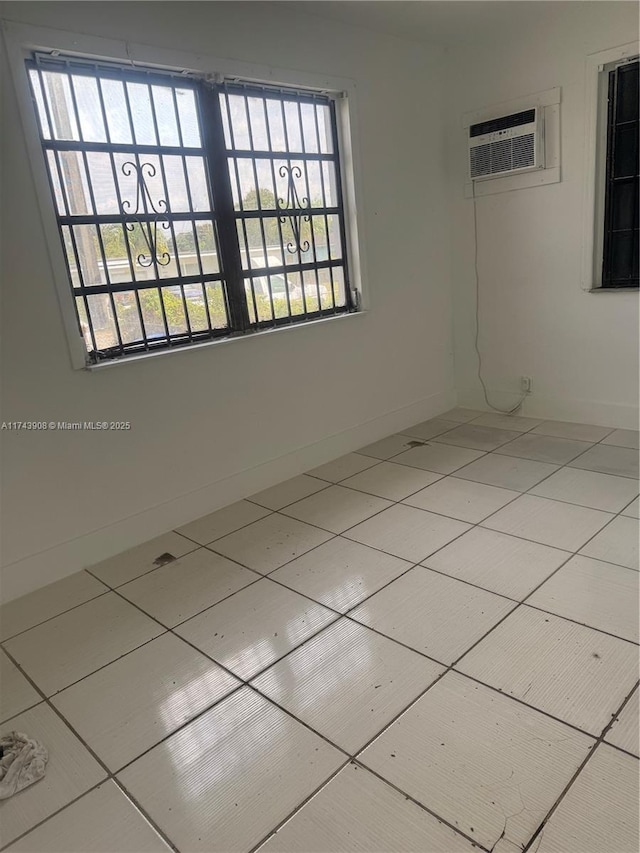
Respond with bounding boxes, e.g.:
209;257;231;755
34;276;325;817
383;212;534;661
456;386;639;430
1;388;456;603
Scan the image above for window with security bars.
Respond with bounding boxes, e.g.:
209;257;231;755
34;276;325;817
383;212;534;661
601;59;639;288
27;56;353;362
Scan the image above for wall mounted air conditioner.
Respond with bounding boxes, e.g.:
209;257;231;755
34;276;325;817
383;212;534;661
468;107;545;180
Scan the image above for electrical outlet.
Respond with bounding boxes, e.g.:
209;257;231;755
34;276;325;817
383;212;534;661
521;375;533;393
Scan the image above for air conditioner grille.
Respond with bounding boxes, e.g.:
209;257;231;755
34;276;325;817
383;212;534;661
470;145;491;177
470;133;536;178
491;139;512;174
512;133;535;169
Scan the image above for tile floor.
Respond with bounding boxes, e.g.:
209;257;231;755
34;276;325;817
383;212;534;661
1;409;638;852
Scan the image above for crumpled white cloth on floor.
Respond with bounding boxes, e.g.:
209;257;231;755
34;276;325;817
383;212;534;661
0;732;48;799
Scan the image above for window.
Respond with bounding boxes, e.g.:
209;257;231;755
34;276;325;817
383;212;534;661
599;57;639;288
27;55;353;362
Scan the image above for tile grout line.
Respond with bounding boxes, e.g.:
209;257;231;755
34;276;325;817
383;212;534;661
0;587;113;645
245;759;353;853
352;759;495;853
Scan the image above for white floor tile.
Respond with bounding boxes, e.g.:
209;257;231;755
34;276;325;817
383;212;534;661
605;687;639;757
401;418;459;440
394;443;485;475
175;579;337;680
307;453;378;483
7;781;171;852
579;515;639;570
248;475;329;510
439;408;484;423
212;514;333;574
118;687;343;853
568;443;639;479
531;420;614;442
433;424;520;451
271;537;411;613
498;434;593;465
0;650;40;723
455;452;559;491
470;413;543;431
257;763;477;853
52;633;240;771
88;532;199;588
360;672;592;853
0;704;105;847
175;500;270;545
535;745;639;853
4;593;163;696
251;619;443;753
602;428;640;449
458;606;639;734
357;433;416;459
281;485;392;534
342;461;442;501
0;571;108;642
344;504;470;563
351;567;514;664
529;467;639;513
403;477;519;523
527;555;639;642
622;496;640;517
423;527;569;600
481;494;613;551
119;549;257;627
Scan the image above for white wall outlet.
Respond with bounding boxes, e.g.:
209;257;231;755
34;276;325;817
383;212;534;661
521;375;533;393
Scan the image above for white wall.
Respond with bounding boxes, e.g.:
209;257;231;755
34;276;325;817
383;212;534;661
0;2;455;600
446;2;639;427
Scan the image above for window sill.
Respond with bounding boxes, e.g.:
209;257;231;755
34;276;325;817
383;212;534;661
85;308;367;371
586;286;640;293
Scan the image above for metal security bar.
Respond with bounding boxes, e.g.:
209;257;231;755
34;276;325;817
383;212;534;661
218;81;351;327
27;55;353;362
602;59;639;288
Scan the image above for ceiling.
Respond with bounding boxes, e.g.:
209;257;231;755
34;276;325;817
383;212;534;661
289;1;627;48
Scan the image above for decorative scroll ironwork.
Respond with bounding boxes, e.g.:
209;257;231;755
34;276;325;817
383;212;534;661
277;165;311;254
121;161;171;267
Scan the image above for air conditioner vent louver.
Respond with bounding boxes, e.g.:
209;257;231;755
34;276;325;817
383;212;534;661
512;134;535;169
468;107;544;181
470;145;491;177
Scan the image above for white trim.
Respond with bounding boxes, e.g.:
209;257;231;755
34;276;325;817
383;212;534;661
2;22;88;369
1;19;367;368
462;89;561;198
580;41;639;292
457;385;639;431
0;388;456;602
86;309;368;371
462;86;561;129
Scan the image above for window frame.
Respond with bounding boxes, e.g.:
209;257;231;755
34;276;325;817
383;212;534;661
599;57;639;288
4;22;366;369
582;41;639;292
